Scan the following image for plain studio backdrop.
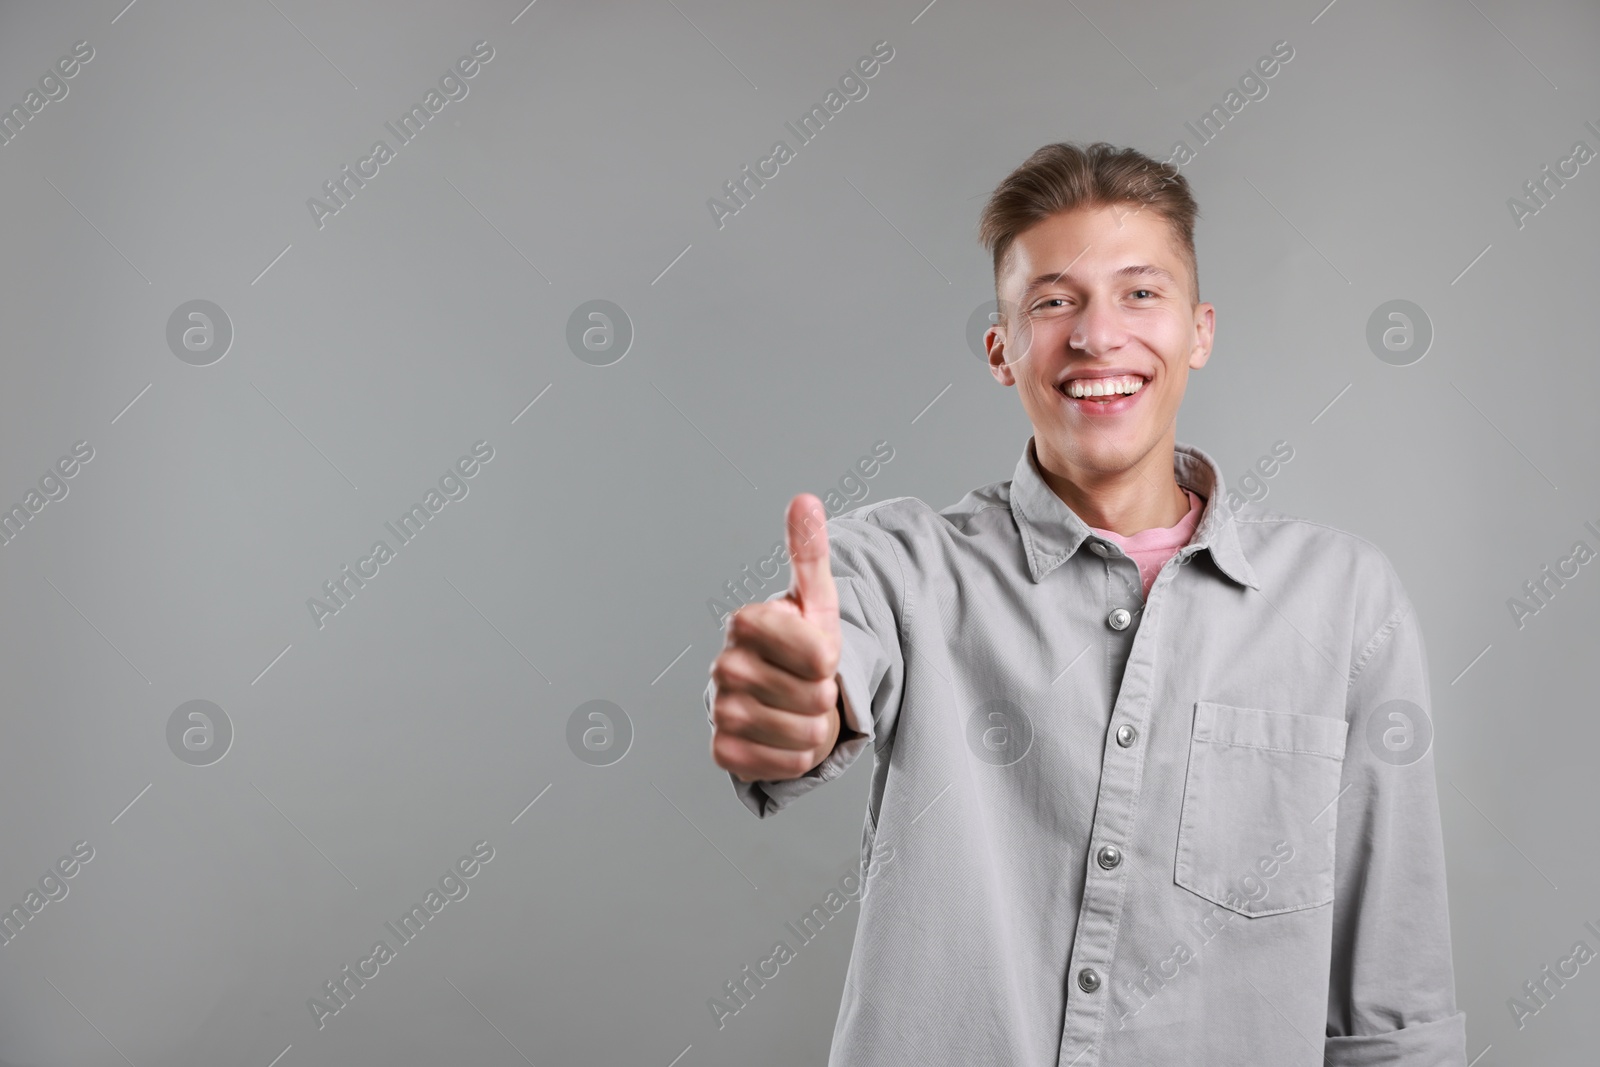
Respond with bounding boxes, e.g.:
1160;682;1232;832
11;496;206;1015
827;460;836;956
0;0;1595;1064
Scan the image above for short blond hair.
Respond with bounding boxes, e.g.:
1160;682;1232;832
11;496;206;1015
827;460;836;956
978;141;1200;310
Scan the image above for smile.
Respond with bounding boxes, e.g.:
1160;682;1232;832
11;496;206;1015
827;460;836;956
1057;374;1148;414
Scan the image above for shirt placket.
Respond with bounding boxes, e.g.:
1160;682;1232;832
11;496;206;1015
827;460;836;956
1056;540;1184;1067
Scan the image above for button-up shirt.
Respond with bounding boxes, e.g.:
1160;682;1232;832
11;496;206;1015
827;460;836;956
704;435;1466;1066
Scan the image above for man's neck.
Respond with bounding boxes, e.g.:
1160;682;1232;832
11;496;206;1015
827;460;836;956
1033;435;1191;537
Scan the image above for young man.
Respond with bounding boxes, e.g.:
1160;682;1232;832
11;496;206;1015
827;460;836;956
705;142;1465;1065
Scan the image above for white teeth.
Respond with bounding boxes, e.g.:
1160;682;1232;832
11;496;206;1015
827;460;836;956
1064;375;1145;399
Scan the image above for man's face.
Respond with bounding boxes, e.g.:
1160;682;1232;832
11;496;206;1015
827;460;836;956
985;203;1214;477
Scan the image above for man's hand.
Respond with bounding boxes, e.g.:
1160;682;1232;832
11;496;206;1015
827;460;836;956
710;494;844;783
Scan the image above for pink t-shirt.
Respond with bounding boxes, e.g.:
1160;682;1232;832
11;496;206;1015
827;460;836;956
1088;488;1204;599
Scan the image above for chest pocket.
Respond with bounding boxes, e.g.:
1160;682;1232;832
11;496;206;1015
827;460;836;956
1174;701;1349;917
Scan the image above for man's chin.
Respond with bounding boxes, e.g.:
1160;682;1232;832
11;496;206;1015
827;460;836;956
1038;423;1153;473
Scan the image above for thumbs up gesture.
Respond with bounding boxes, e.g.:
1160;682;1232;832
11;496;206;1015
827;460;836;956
710;494;845;783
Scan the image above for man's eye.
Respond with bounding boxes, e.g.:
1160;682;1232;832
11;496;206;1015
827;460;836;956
1034;298;1069;311
1131;289;1154;299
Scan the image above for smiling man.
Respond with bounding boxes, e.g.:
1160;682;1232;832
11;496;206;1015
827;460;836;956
705;141;1465;1065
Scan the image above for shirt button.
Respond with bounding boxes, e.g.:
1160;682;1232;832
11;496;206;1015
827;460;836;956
1096;845;1122;870
1115;723;1138;747
1107;607;1132;630
1077;968;1101;993
1089;541;1109;557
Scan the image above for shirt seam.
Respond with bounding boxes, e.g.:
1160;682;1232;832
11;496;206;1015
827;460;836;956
953;502;1010;533
1195;738;1348;759
875;517;912;652
1348;600;1409;690
1231;512;1392;559
1007;488;1049;580
1230;513;1411;693
857;509;910;635
858;509;913;755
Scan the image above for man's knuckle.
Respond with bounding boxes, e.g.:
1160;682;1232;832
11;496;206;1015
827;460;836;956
713;738;756;780
780;748;812;777
711;654;748;692
806;713;833;748
711;695;746;731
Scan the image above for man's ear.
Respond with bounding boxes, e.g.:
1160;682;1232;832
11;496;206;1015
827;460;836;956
987;297;1029;385
1188;302;1215;371
987;326;1017;386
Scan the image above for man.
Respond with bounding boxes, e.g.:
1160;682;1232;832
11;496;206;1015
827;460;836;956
705;141;1466;1065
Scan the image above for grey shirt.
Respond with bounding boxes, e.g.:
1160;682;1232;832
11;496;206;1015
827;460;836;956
705;435;1466;1066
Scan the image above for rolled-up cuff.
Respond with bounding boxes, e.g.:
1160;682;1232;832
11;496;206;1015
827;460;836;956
1324;1011;1467;1066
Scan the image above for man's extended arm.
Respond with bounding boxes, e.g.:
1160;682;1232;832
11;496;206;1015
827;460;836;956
705;505;904;819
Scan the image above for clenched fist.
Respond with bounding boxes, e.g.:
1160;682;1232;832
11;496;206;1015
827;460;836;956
710;494;845;783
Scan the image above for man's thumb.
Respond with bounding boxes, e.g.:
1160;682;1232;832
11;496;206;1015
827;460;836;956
785;493;839;634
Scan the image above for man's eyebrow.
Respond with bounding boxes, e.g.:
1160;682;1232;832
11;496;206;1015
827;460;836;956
1018;264;1176;299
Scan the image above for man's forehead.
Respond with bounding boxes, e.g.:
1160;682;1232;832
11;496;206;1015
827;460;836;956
1004;215;1183;289
1012;206;1171;259
1004;238;1184;281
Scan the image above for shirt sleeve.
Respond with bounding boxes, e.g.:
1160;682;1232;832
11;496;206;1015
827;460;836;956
703;512;907;819
1324;590;1468;1065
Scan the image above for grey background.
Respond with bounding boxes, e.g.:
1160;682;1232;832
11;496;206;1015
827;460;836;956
0;0;1595;1063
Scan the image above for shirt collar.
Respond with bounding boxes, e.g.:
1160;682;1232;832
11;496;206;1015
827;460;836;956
1008;434;1260;590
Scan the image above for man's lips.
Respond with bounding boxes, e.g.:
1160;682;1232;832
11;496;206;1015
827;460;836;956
1056;372;1149;414
1056;368;1150;389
